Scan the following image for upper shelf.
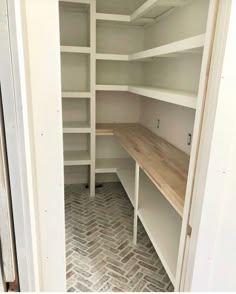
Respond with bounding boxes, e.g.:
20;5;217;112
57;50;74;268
130;34;205;60
96;85;197;109
96;34;205;62
96;0;192;25
96;123;190;217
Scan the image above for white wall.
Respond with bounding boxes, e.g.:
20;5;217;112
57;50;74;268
20;0;66;291
140;98;195;154
186;0;236;291
97;23;144;54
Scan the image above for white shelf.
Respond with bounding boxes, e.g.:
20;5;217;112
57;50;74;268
96;13;130;23
129;34;205;61
64;150;91;166
63;121;91;133
96;85;197;109
95;158;134;174
117;165;135;206
62;91;91;98
96;84;129;92
138;172;182;284
130;0;192;22
60;46;91;54
95;35;204;62
96;53;129;61
60;0;92;4
96;13;154;25
129;85;197;109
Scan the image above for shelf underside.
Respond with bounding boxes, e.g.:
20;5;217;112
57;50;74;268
96;123;189;217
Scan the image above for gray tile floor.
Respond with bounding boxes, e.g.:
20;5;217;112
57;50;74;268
65;182;174;292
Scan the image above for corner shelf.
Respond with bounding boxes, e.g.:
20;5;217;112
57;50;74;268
64;150;91;166
95;34;205;62
61;46;91;54
96;85;197;109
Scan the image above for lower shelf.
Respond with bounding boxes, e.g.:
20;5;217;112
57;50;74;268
64;151;91;166
138;171;182;284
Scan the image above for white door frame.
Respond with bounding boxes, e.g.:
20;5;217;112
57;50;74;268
183;0;236;290
0;0;40;291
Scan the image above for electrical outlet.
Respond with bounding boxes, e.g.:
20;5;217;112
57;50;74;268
157;119;160;129
187;133;192;146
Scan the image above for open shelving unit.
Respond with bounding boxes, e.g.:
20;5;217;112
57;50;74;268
59;0;96;194
59;0;218;289
93;0;217;288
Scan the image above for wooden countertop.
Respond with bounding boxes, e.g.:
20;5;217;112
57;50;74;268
96;123;189;216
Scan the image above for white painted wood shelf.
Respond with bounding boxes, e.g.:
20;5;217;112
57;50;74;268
61;46;91;54
62;91;91;99
96;34;205;62
138;171;182;284
96;53;129;61
129;34;205;60
63;121;91;133
96;85;197;109
64;150;91;166
96;85;129;92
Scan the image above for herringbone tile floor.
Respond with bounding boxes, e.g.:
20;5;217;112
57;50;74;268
65;182;174;292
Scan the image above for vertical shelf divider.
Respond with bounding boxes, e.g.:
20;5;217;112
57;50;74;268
133;162;140;245
90;0;96;196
